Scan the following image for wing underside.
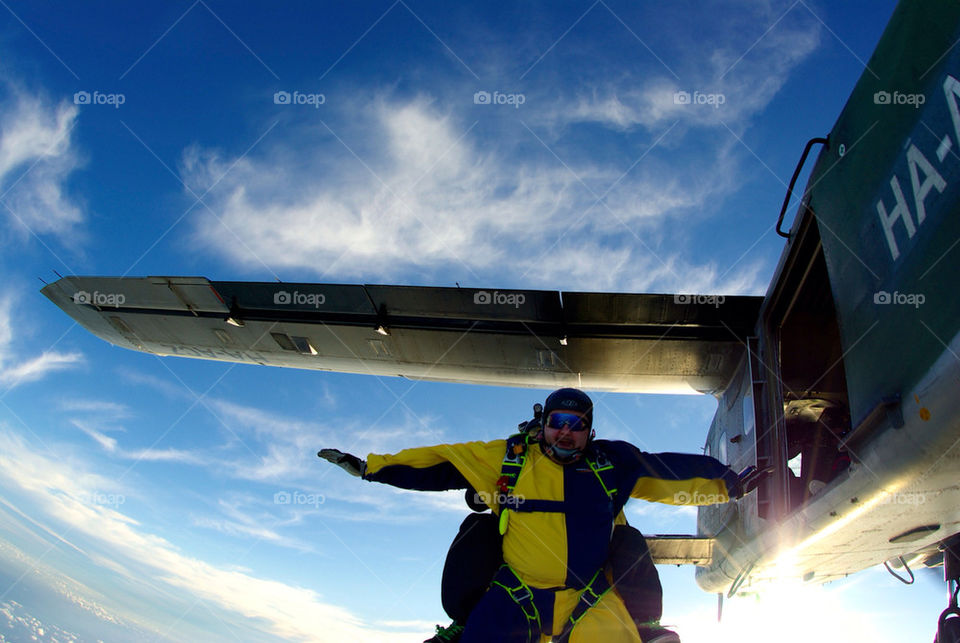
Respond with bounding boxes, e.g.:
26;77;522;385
647;535;715;566
41;276;762;395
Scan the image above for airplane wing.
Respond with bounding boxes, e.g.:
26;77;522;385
647;535;715;566
41;276;761;395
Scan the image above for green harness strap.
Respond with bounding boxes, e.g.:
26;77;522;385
493;564;614;643
497;439;619;535
554;566;614;642
494;440;621;639
491;564;542;643
585;451;618;498
496;433;533;535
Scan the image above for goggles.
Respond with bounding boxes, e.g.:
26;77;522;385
544;411;589;432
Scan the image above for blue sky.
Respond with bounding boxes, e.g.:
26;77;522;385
0;1;950;641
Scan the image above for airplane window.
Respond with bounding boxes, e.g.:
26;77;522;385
718;432;727;463
742;390;755;436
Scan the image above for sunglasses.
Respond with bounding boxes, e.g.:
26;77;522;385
544;411;589;432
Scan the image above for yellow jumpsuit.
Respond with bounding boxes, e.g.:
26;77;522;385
365;438;740;641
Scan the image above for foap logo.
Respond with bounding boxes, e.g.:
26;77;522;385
873;290;925;308
473;90;526;108
473;290;526;308
273;90;326;108
273;490;325;507
72;290;126;307
674;294;725;308
274;290;326;308
674;90;725;108
879;492;929;506
73;90;126;108
873;90;925;108
474;490;526;508
674;491;727;505
81;491;126;507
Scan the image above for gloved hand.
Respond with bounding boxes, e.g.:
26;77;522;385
737;465;771;497
318;448;366;477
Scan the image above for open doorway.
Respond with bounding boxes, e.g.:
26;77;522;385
760;208;853;515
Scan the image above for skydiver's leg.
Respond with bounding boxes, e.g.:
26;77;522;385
440;511;502;623
460;568;551;643
608;524;679;641
551;586;640;643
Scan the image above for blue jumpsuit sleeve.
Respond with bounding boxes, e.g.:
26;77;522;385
365;459;469;491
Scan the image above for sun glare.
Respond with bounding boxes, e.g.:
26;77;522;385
668;581;887;643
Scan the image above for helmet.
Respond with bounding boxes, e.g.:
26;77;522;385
540;388;594;464
543;388;593;429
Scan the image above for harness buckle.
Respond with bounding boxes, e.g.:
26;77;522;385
510;585;533;604
579;585;602;609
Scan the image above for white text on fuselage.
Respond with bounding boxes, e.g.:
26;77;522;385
875;74;960;261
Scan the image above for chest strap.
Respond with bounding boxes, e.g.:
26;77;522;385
497;437;619;534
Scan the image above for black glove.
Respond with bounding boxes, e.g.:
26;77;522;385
737;465;771;497
318;448;366;477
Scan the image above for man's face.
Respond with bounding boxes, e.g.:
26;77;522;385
542;410;590;452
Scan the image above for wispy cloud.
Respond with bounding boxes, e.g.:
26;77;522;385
177;2;819;297
0;293;83;389
541;2;821;132
59;398;132;418
191;495;315;552
0;426;437;642
184;95;771;294
71;419;119;452
0;86;84;240
70;417;209;466
0;349;83;388
205;397;445;484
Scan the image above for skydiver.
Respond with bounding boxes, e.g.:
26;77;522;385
426;407;679;643
320;388;764;642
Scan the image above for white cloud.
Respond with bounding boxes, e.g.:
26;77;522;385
71;419;119;452
70;416;209;466
184;96;767;295
185;98;583;280
0;293;83;389
205;397;445;484
0;599;85;642
0;294;11;356
545;2;822;131
59;398;132;417
0;88;84;239
0;350;84;387
0;426;434;642
189;494;321;552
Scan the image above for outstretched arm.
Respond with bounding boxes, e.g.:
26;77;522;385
318;441;504;497
616;443;766;506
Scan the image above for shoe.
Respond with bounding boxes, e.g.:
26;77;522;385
637;625;681;643
423;621;464;643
